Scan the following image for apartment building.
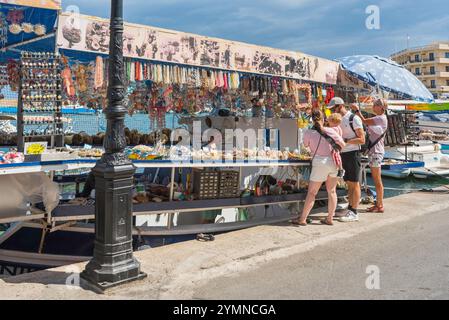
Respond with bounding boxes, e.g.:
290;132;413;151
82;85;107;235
391;42;449;100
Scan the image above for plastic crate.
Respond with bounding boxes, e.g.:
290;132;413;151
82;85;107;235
192;169;240;200
192;169;220;200
218;170;240;198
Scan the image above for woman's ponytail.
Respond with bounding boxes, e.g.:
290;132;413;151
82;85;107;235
311;110;324;133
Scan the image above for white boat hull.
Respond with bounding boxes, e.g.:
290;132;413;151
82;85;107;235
385;143;449;179
411;167;449;179
367;168;411;179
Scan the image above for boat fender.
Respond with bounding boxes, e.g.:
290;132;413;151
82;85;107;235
441;155;449;164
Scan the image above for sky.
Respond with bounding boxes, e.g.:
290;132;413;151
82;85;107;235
61;0;449;60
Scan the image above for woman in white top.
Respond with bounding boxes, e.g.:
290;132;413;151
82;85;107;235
351;99;388;213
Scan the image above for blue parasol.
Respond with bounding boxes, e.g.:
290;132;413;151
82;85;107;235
336;55;434;102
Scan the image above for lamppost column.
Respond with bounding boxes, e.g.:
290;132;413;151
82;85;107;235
81;0;146;293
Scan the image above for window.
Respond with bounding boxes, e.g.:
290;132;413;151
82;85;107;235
415;54;420;62
446;80;449;86
429;53;435;61
446;66;449;72
445;52;449;58
430;66;436;75
415;68;421;75
431;80;436;88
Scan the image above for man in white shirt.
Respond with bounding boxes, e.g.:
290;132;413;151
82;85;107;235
327;97;366;222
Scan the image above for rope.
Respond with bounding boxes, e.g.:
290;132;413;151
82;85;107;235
366;185;449;193
419;168;449;190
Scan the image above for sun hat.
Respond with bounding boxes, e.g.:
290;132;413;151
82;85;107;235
327;97;345;109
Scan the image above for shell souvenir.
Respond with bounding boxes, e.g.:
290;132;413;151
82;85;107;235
21;23;33;34
34;24;46;36
9;23;22;35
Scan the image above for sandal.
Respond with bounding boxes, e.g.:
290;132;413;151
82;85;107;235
196;233;215;242
321;219;334;226
291;220;308;227
367;205;385;213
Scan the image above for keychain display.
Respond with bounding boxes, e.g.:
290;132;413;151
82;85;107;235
0;13;7;48
17;52;64;151
0;65;8;98
7;60;20;91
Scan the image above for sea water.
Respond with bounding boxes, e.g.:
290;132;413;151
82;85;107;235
367;176;448;199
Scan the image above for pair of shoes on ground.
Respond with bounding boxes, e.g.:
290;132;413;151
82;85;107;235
292;217;333;227
291;217;313;227
337;204;384;222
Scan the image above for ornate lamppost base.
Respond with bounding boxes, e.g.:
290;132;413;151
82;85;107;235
80;161;147;293
80;266;147;294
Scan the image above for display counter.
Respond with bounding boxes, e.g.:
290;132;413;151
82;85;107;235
0;158;311;176
0;157;347;236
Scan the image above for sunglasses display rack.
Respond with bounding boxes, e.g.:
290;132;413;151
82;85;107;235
17;52;64;152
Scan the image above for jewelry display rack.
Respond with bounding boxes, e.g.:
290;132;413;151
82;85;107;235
17;52;64;152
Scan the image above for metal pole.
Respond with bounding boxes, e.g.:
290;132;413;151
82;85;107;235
167;167;176;229
81;0;146;293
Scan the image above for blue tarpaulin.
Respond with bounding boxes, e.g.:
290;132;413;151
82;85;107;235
0;2;58;61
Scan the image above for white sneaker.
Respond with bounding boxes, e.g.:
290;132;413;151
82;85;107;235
336;203;349;212
339;211;359;223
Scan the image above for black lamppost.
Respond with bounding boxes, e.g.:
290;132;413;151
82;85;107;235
81;0;146;292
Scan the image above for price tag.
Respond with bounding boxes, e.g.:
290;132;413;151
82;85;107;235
84;144;93;150
24;142;47;155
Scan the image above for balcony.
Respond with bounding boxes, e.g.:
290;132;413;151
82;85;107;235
437;58;449;64
407;59;423;65
419;71;449;78
429;86;449;92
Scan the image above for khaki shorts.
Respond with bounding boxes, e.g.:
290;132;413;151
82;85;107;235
310;156;339;183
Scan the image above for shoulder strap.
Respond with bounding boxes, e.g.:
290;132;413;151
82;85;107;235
316;129;342;153
349;113;356;135
367;130;388;152
349;113;364;151
311;135;322;162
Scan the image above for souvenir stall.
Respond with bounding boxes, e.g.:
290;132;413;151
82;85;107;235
51;12;344;222
0;11;344;221
0;11;347;276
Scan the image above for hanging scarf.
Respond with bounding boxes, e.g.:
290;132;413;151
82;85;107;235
223;72;228;90
94;56;104;89
325;86;335;105
317;86;323;104
62;67;76;97
157;64;162;83
195;69;201;88
135;62;138;82
235;73;240;90
130;62;135;82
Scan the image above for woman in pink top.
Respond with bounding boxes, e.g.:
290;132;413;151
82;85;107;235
293;110;346;226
